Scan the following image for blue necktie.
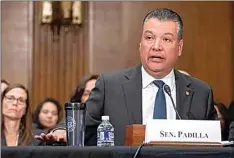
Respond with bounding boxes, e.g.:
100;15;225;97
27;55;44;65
153;80;166;119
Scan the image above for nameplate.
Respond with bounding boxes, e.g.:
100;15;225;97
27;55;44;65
145;120;221;143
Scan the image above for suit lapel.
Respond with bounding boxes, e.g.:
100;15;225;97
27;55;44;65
121;68;195;123
122;65;142;124
175;69;194;119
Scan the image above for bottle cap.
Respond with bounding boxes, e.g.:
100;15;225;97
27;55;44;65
102;116;109;120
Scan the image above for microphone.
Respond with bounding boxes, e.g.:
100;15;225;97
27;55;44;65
163;84;181;120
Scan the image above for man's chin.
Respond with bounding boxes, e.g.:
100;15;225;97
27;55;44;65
146;68;165;78
148;65;164;74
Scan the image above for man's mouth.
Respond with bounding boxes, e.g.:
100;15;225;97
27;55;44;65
151;55;164;59
149;55;165;62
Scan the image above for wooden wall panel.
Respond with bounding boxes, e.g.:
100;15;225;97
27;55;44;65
88;1;234;105
2;1;233;110
31;2;89;110
1;2;33;88
88;2;126;73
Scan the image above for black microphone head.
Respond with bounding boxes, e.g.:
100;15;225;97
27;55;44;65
164;84;171;95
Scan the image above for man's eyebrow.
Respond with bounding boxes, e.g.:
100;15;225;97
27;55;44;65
144;30;153;34
163;33;174;36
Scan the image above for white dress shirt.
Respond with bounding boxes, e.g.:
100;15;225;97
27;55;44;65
142;66;177;125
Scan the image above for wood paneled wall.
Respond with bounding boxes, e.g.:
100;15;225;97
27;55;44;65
1;2;33;87
31;2;89;110
88;1;234;106
1;1;233;110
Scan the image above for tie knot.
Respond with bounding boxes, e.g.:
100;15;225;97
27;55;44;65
153;80;165;89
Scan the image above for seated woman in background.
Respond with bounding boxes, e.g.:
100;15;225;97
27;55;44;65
1;79;10;93
33;98;63;131
69;74;99;146
70;74;99;103
1;84;43;146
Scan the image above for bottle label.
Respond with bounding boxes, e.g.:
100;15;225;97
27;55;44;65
100;131;114;141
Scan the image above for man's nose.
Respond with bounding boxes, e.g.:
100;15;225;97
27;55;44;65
152;39;163;51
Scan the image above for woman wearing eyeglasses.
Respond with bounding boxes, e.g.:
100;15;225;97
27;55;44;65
1;84;44;146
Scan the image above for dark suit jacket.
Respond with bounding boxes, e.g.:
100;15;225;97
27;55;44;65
85;65;217;145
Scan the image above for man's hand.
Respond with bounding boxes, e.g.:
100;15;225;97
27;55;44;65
35;129;67;142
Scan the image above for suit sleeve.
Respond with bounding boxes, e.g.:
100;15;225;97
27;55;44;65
206;87;218;120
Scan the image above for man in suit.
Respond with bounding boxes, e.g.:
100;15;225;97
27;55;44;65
35;8;216;145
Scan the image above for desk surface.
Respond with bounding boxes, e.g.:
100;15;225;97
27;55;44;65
2;146;234;158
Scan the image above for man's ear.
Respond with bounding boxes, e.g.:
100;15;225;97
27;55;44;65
178;39;183;56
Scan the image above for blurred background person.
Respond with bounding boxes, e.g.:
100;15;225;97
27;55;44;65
1;79;10;94
33;98;63;131
214;102;227;129
214;101;231;140
1;84;43;146
69;74;99;146
70;74;99;103
218;100;234;141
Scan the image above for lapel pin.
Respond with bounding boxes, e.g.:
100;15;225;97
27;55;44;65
186;91;190;96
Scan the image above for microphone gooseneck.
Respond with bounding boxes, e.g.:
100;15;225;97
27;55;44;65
163;84;182;120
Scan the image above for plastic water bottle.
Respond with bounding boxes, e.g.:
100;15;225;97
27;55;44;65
97;116;114;147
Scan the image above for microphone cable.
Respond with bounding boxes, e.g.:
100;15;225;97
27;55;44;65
133;141;146;158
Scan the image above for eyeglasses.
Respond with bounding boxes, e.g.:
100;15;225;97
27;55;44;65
4;95;26;105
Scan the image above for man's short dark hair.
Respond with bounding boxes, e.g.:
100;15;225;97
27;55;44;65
143;8;183;40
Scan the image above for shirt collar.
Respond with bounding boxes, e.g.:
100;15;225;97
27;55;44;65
141;66;175;90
